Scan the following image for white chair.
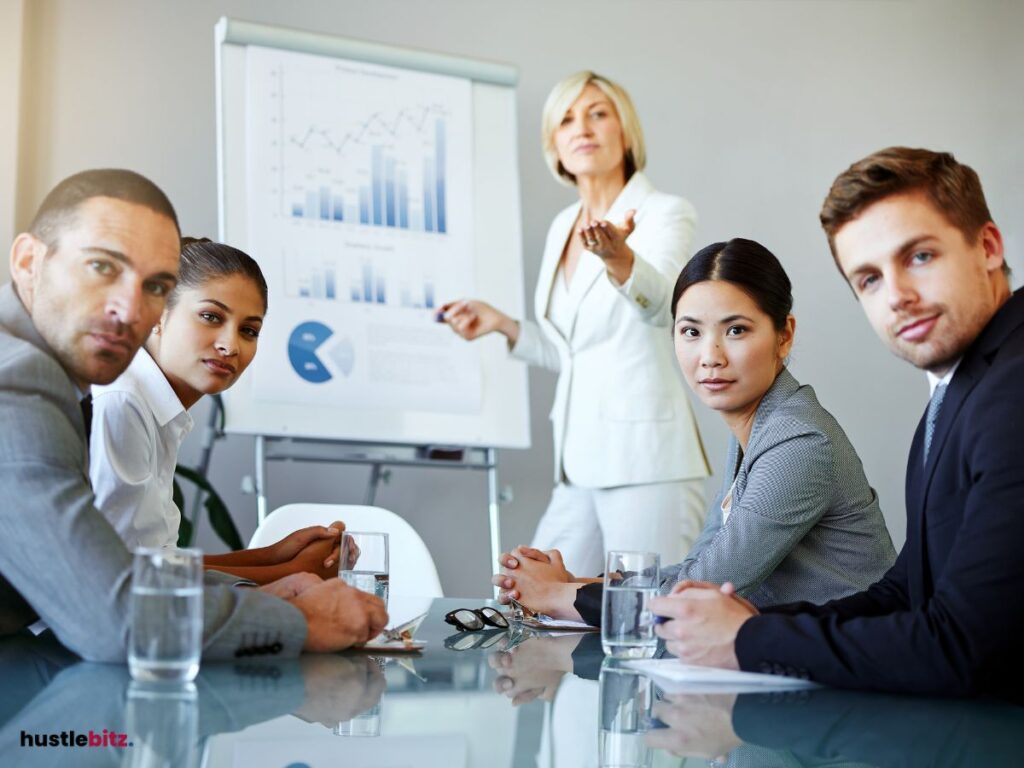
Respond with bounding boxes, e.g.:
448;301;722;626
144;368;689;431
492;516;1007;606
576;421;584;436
250;503;443;598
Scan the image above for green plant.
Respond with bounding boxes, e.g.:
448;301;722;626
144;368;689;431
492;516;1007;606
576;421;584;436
173;465;243;550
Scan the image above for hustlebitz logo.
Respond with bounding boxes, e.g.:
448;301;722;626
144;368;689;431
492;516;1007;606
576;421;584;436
20;729;133;748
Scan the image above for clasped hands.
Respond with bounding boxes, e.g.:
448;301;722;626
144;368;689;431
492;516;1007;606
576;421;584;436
493;547;758;668
265;520;346;579
491;546;586;620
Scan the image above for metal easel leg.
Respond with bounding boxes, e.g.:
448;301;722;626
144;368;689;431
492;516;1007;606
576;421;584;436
487;448;501;597
364;462;384;506
255;436;268;527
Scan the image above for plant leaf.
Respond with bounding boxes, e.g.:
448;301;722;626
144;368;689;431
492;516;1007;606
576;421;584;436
174;465;241;550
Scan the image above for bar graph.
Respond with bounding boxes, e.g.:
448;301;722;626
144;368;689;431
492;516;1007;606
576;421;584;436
245;46;483;417
286;114;449;235
287;255;435;310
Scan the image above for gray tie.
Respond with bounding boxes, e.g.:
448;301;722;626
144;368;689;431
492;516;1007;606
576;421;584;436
923;383;948;464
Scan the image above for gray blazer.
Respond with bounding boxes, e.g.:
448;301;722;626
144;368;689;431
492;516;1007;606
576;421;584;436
662;368;896;607
0;283;306;661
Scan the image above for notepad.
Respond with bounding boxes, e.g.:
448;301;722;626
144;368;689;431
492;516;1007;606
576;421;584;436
626;659;819;693
519;615;598;632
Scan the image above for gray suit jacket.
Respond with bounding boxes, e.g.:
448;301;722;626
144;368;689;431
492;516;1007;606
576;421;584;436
0;283;306;661
662;368;896;607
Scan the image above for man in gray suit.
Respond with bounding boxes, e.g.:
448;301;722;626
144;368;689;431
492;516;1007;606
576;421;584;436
0;168;388;661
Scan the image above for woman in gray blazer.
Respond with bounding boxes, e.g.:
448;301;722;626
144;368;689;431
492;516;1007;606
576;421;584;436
493;238;896;624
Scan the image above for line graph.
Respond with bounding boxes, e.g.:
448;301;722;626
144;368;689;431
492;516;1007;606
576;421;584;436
244;44;482;417
264;60;453;235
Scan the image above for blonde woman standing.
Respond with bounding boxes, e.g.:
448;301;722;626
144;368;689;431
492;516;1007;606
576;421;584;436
440;72;708;574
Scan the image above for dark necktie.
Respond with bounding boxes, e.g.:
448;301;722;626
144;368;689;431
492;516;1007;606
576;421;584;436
80;394;93;441
923;383;947;464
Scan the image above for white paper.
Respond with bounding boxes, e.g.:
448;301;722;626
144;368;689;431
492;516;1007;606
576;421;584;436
626;659;819;693
521;615;598;632
245;45;481;415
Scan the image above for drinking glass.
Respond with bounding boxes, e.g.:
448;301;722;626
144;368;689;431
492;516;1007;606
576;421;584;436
601;551;660;658
598;658;654;768
129;547;203;682
339;532;389;605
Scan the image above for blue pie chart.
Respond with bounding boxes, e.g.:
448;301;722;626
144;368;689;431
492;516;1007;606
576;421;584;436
288;321;333;383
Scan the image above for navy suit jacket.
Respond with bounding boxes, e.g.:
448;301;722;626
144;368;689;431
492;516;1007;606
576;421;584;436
735;287;1024;696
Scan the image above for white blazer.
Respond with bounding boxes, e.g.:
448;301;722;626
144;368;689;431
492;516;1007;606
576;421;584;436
511;172;710;487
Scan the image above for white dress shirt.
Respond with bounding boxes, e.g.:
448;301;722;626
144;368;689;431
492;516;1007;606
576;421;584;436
926;358;961;396
89;348;194;549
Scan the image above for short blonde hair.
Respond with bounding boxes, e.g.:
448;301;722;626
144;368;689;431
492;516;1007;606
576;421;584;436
540;71;646;187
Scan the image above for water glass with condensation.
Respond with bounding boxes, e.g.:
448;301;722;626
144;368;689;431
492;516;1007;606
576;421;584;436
129;547;203;682
339;531;389;606
601;551;660;658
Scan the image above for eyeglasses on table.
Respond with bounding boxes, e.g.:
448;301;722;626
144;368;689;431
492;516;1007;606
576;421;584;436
444;606;509;632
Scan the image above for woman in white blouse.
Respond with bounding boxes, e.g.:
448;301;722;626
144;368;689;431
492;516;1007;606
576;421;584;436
440;71;709;574
90;238;341;584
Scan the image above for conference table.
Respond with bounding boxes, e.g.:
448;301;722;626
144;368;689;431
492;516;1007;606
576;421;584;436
1;597;1021;767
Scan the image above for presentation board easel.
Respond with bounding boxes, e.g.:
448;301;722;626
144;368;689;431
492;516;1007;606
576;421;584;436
214;18;529;574
252;438;503;577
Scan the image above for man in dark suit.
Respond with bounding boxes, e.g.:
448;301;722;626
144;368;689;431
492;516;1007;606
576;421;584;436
0;168;387;661
651;147;1023;697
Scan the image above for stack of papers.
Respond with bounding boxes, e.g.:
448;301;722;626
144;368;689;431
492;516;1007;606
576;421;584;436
626;659;819;694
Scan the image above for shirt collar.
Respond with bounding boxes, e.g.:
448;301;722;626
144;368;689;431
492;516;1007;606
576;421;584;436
118;347;188;427
926;357;961;397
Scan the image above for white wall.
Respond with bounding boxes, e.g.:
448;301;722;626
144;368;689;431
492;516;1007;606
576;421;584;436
0;0;25;282
11;0;1024;594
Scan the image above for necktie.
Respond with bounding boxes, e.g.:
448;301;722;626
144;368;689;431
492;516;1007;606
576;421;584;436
80;394;93;441
923;383;947;464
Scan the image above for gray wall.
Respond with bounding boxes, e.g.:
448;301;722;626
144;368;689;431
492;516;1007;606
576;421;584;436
9;0;1023;596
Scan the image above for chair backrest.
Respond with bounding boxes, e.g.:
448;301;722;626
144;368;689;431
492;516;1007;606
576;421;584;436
250;503;443;598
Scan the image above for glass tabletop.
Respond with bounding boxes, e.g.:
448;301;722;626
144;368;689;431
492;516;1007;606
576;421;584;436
1;597;1021;767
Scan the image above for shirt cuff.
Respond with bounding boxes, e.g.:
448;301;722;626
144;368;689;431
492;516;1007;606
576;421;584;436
573;582;604;628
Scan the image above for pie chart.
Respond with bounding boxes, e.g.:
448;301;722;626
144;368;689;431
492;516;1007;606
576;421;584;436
287;321;333;383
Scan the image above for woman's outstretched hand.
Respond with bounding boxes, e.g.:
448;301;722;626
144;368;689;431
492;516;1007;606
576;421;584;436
578;208;636;283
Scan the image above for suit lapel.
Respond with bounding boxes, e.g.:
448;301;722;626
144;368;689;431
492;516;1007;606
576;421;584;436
903;289;1024;601
534;205;578;348
904;413;927;602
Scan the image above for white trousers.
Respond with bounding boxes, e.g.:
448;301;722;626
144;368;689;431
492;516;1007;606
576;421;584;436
530;479;706;577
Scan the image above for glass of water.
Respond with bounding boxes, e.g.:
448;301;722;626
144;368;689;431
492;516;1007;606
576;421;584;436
601;550;660;658
598;658;654;768
339;532;389;605
129;547;203;682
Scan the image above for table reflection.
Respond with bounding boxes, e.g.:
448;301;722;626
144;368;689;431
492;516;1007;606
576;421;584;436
0;599;1020;767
